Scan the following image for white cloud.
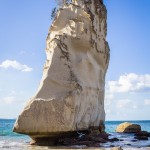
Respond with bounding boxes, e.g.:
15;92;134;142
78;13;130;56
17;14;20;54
107;73;150;93
3;96;15;104
0;60;32;72
117;99;131;108
105;109;111;114
144;99;150;105
1;92;26;104
105;94;114;100
105;93;114;106
133;105;138;109
10;90;16;95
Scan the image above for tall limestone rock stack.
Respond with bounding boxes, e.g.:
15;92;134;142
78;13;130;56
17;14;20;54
13;0;110;143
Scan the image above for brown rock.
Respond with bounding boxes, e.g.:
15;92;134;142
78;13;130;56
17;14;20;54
89;136;107;143
108;138;120;142
98;132;110;139
76;140;95;147
131;139;137;142
116;122;141;133
135;136;149;140
135;131;150;137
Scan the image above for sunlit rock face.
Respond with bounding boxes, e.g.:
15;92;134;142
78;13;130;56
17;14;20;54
13;0;110;140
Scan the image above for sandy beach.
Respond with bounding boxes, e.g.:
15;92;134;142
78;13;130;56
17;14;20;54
26;146;150;150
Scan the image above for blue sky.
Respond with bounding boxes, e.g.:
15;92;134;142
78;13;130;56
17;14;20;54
0;0;150;120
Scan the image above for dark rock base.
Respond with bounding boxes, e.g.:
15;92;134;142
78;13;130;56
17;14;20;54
30;131;110;147
29;130;150;148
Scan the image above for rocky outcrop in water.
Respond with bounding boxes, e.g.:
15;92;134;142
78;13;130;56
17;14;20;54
116;122;141;133
13;0;110;144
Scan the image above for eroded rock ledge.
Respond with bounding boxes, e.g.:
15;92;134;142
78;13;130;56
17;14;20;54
13;0;110;144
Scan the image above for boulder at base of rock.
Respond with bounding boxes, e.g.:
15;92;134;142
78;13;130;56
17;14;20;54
116;122;141;133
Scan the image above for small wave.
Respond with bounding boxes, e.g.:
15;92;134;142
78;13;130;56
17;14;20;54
2;146;11;149
0;140;28;150
0;134;7;137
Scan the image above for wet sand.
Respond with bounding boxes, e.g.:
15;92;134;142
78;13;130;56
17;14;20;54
26;146;150;150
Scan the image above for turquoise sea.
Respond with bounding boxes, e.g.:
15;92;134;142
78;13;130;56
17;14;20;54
0;119;150;149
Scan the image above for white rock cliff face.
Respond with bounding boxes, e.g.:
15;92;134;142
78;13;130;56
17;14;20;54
13;0;110;139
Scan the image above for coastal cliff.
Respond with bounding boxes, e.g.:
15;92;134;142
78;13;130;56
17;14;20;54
13;0;110;143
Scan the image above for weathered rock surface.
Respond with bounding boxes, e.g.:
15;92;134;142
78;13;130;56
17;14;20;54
116;122;141;133
135;135;149;140
13;0;110;142
135;131;150;137
134;131;150;141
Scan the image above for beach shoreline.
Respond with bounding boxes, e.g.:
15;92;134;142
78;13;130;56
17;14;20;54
1;119;150;149
23;145;150;150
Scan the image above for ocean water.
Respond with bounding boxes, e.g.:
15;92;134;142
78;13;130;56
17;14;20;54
0;119;150;149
